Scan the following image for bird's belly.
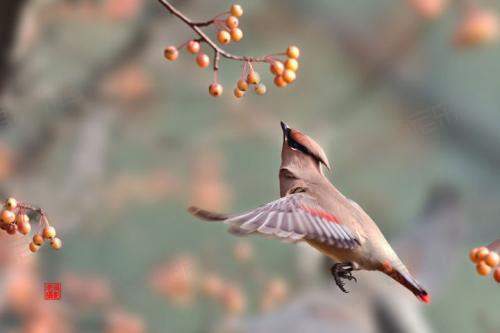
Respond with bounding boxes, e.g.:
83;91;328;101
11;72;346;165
306;240;378;271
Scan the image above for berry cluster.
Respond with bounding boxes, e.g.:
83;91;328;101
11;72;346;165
0;197;62;253
469;245;499;283
231;45;300;98
159;1;300;98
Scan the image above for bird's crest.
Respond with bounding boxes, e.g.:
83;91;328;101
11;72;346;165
281;121;331;170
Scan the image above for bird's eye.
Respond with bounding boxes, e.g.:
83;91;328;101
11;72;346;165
288;139;300;150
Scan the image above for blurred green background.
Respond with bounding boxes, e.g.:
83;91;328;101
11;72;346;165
0;0;499;332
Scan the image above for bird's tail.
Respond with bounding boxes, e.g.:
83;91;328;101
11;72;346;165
384;265;430;304
188;206;228;221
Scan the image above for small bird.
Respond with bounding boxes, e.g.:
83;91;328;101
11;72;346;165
189;121;430;303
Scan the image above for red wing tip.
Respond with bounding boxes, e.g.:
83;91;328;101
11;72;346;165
418;294;431;304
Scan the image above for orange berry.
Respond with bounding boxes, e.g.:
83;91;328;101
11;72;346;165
209;83;223;97
409;0;446;19
476;261;491;276
230;4;243;17
270;61;284;75
469;248;480;263
282;69;296;83
164;46;179;61
221;285;246;315
230;28;243;42
16;213;29;224
186;40;200;54
16;214;31;231
477;246;490;261
6;224;17;235
226;16;239;29
29;242;39;253
274;75;288;88
234;241;253;262
285;58;299;72
50;237;62;250
5;197;17;210
246;71;260;85
455;9;499;46
202;274;224;298
494;267;500;283
234;88;245;98
1;210;15;224
42;226;56;239
237;79;249;91
254;84;267;95
196;53;210;68
17;220;31;235
217;30;231;45
485;251;499;267
286;45;300;59
266;278;288;302
33;234;44;246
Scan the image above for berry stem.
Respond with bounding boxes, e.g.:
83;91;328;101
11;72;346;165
264;55;281;63
192;19;215;27
241;62;248;80
17;202;43;215
214;20;228;31
192;11;229;27
15;202;48;227
176;40;189;50
487;239;500;252
157;0;268;63
41;215;50;228
214;50;221;71
214;70;219;84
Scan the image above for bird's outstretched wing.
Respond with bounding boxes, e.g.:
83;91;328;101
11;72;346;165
188;193;360;249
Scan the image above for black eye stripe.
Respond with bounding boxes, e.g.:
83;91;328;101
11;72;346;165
287;136;309;155
284;129;329;169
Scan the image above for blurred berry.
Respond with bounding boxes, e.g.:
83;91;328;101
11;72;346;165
226;16;239;29
233;241;253;262
230;4;243;17
286;45;300;59
485;251;499;267
164;46;179;61
476;262;491;276
187;40;200;54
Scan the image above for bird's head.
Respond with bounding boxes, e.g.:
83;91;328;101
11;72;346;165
279;121;331;185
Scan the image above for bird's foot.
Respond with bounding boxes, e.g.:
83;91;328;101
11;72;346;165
330;263;357;293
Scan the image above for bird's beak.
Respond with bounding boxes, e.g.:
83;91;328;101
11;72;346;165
280;121;289;139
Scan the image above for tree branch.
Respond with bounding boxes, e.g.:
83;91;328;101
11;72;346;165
0;0;28;94
156;0;268;63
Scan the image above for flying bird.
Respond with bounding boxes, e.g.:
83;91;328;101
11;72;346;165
188;121;430;303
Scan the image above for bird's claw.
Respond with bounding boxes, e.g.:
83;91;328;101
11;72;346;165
342;270;357;282
330;263;357;293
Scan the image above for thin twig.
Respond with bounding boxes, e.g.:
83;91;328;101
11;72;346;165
156;0;269;63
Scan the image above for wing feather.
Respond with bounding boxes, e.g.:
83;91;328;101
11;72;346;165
190;193;360;249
